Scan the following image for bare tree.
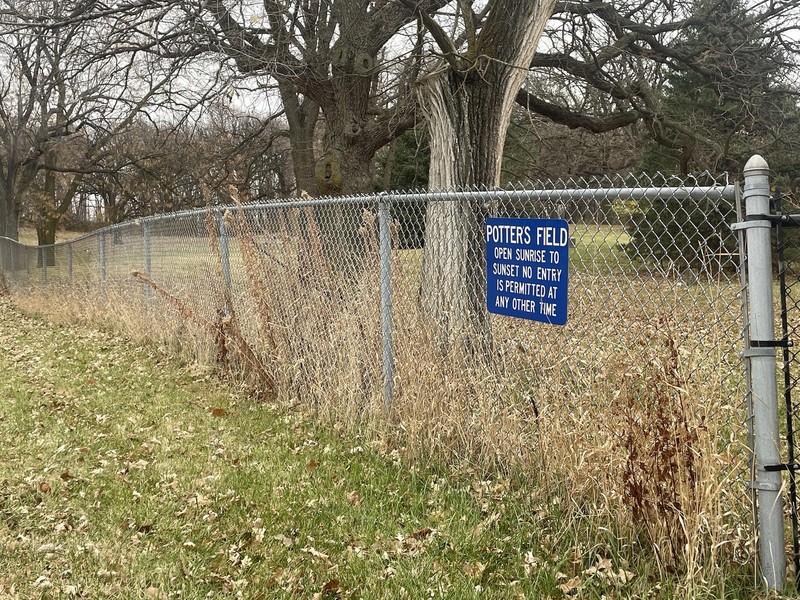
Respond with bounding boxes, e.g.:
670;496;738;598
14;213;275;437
84;106;292;224
501;109;642;183
518;0;800;172
0;0;227;245
173;0;439;197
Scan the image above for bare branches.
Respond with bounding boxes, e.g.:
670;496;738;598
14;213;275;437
516;87;639;133
510;0;800;171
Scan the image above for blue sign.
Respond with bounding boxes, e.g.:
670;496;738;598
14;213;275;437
486;217;569;325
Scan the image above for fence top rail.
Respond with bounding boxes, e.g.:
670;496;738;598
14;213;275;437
0;183;738;250
380;185;737;204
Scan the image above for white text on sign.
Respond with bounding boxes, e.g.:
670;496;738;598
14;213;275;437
485;217;569;325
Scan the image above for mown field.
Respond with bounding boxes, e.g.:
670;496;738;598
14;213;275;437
0;208;788;597
0;293;773;599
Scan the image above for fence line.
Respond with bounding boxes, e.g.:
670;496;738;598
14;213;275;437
0;174;771;588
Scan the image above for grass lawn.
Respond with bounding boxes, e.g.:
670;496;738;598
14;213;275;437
0;296;618;599
0;265;771;598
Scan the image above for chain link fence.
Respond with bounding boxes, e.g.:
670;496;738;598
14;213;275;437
0;173;755;583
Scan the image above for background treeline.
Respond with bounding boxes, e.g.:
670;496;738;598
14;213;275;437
0;0;798;246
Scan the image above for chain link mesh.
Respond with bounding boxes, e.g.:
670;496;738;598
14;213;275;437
0;174;755;577
772;190;800;583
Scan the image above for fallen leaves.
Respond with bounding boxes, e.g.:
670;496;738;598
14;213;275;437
557;574;581;595
188;492;213;507
0;297;675;599
32;575;53;589
36;543;61;554
273;533;296;548
523;550;541;576
582;556;635;585
462;561;487;578
313;578;341;599
145;586;166;599
554;556;637;596
408;526;433;540
377;527;438;560
302;546;330;562
120;519;154;534
98;568;118;579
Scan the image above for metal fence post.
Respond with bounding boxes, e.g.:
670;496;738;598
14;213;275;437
378;195;395;414
143;222;152;304
218;211;233;297
741;154;785;589
40;247;47;284
98;232;106;301
66;243;73;282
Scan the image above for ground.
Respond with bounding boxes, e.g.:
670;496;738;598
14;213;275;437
0;296;774;599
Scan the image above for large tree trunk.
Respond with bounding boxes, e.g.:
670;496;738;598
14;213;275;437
0;182;19;241
419;0;556;352
0;182;20;272
35;169;82;266
280;78;378;271
36;166;58;267
314;119;377;271
419;71;502;354
36;221;57;267
280;83;319;197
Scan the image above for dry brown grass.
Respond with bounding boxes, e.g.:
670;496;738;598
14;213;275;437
11;202;755;596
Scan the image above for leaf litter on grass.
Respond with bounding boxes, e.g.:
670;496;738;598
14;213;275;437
0;297;772;599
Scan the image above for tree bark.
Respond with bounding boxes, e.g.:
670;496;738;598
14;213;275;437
310;38;386;270
280;82;319;197
312;118;376;272
0;182;20;241
419;0;557;352
35;167;82;266
420;71;495;353
0;182;20;271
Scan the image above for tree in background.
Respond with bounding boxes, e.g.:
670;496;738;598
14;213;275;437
185;0;439;196
517;0;800;174
621;0;799;275
0;0;219;247
501;110;643;184
638;0;800;178
83;106;292;225
162;0;446;268
621;191;739;276
506;0;799;280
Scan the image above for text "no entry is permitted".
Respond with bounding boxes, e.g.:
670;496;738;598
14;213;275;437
485;217;569;325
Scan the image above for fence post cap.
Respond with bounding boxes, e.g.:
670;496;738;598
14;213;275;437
744;154;769;174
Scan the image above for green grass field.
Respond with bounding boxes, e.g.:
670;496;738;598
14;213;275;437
1;212;782;598
0;295;771;599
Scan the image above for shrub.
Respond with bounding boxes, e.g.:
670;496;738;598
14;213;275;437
620;195;738;275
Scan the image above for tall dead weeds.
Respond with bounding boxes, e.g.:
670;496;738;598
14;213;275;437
7;200;752;596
